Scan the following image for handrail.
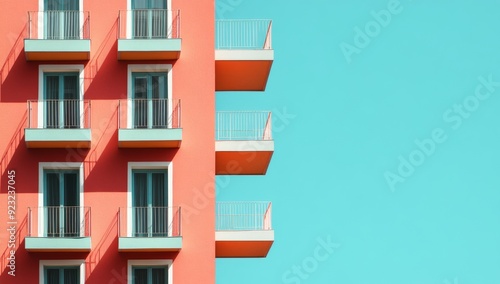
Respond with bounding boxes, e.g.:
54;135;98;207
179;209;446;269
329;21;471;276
118;98;181;129
118;9;181;39
26;100;91;129
27;206;91;237
216;201;272;231
215;19;272;50
27;11;91;40
216;111;272;141
118;206;181;237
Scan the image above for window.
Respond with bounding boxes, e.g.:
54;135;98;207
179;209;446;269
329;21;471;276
127;162;172;238
128;260;172;284
44;73;80;128
45;266;79;284
127;65;172;129
38;65;84;129
40;260;85;284
44;0;80;39
132;0;168;39
132;72;168;128
132;170;168;237
44;170;80;237
39;163;84;238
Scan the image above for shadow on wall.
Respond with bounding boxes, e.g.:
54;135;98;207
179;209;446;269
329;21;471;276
0;213;27;277
86;211;119;282
0;25;27;102
0;110;26;177
84;18;119;98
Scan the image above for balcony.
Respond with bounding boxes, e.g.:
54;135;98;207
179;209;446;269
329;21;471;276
215;111;273;175
215;19;274;91
118;206;182;252
25;206;91;252
118;9;181;60
118;99;182;148
24;100;92;148
25;11;91;61
216;202;274;258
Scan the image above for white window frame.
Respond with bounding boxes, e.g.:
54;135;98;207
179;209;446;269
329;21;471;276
127;162;173;237
38;65;85;129
127;64;173;129
125;0;172;39
39;259;85;284
37;0;85;39
38;162;85;237
128;259;172;284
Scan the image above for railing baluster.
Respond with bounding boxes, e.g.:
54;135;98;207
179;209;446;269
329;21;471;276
215;111;272;141
118;206;180;238
28;206;89;238
215;19;272;50
215;202;272;231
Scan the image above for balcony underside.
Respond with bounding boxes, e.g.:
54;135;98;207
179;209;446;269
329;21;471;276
118;129;182;148
215;140;274;175
25;129;91;148
215;230;274;258
25;237;91;252
118;39;181;60
215;49;273;91
118;237;182;252
24;39;91;61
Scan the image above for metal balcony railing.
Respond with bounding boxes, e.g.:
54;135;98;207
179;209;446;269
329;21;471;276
28;206;91;237
119;98;181;129
118;9;181;39
119;206;181;238
27;11;90;40
215;19;272;50
27;100;91;129
216;111;272;141
216;202;272;231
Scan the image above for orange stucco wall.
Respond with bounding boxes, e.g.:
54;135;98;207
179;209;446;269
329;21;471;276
0;0;215;283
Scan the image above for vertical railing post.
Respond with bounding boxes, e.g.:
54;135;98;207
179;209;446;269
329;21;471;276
178;99;181;128
263;20;272;49
118;207;121;237
118;100;121;129
28;12;31;39
28;207;32;237
118;11;121;39
87;207;91;237
178;207;182;236
27;101;31;128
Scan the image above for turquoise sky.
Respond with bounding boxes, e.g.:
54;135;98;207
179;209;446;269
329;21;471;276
216;0;500;283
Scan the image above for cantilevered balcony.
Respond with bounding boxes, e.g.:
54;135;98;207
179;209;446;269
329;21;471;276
215;19;274;91
24;100;92;148
25;11;91;61
25;206;91;252
118;10;181;60
216;202;274;258
118;99;182;148
118;206;182;252
216;111;274;175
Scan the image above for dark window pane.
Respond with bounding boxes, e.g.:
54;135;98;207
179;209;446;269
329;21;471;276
152;267;167;284
133;268;148;284
46;268;60;284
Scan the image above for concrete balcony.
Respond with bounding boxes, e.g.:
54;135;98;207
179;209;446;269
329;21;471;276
24;11;91;61
215;111;274;175
215;19;273;91
118;206;182;252
24;100;92;148
216;202;274;258
25;206;91;252
118;10;181;60
118;99;182;148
